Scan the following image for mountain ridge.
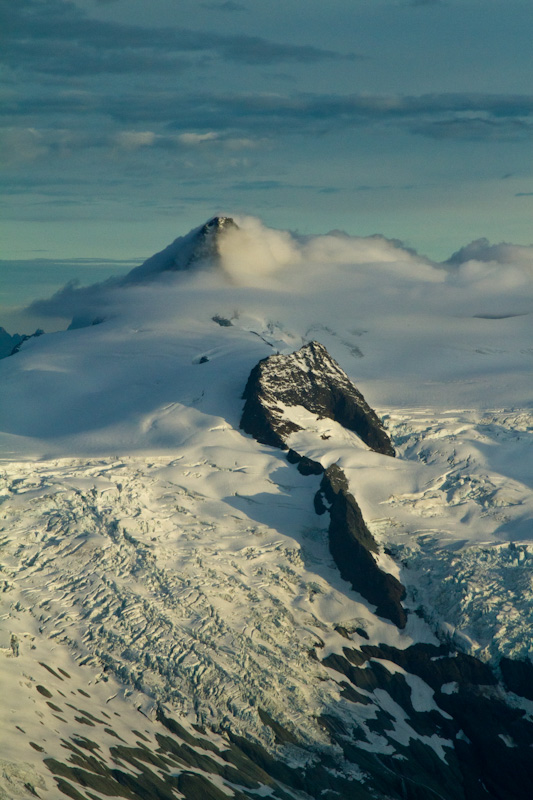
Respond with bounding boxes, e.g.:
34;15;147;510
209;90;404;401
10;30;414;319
1;215;533;799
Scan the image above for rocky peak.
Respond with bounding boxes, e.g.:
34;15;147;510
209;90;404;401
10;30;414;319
124;215;238;282
185;216;238;270
240;340;395;455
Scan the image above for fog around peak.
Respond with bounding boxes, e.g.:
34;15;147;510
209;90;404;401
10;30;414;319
16;216;532;343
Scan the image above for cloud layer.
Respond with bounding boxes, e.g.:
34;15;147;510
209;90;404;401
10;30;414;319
25;217;533;323
2;0;533;262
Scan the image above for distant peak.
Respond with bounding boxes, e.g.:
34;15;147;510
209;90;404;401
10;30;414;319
123;216;239;283
203;215;237;231
186;216;238;269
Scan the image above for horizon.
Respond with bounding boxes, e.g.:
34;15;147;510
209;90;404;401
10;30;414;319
2;0;533;275
2;212;533;336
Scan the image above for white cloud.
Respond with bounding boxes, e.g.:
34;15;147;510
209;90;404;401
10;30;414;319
177;132;219;145
218;216;302;283
447;238;533;273
115;130;157;149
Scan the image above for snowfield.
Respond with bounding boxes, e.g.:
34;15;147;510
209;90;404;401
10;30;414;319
0;216;532;799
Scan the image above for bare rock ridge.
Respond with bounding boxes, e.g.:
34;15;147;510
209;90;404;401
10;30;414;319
318;464;407;628
241;340;395;456
240;342;406;628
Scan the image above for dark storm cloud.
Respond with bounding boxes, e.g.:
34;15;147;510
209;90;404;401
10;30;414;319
2;0;354;77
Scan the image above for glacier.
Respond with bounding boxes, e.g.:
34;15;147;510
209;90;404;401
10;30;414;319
0;216;532;799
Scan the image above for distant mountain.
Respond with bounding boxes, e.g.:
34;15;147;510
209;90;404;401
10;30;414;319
123;215;238;283
0;325;24;358
1;216;532;799
0;325;44;359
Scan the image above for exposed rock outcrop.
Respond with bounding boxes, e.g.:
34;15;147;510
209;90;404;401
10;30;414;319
241;342;406;628
241;340;395;455
500;656;533;701
0;325;24;359
320;642;533;800
318;464;407;627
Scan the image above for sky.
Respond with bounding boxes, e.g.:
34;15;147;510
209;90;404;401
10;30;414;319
1;0;533;323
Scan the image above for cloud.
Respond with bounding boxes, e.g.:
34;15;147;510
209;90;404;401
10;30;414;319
178;132;219;145
446;238;533;272
28;278;121;324
22;217;533;340
230;180;285;192
4;77;533;147
408;0;444;6
2;0;354;80
0;124;267;164
11;89;530;140
411;118;533;141
0;127;47;165
217;216;302;283
114;131;157;149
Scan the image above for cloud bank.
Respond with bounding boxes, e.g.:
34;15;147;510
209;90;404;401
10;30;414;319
24;217;533;330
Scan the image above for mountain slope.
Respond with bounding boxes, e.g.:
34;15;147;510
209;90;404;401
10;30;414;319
1;216;532;799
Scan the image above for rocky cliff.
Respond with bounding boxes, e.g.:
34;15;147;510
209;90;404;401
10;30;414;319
241;340;395;455
241;341;405;628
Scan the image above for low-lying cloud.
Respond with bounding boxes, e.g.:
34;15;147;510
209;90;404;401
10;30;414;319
24;217;533;330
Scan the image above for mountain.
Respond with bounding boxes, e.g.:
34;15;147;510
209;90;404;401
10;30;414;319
123;216;239;283
0;326;44;359
1;216;532;799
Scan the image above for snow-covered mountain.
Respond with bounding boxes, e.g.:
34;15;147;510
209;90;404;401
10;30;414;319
1;216;532;799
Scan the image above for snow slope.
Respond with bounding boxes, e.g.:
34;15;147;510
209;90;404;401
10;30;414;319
0;216;532;799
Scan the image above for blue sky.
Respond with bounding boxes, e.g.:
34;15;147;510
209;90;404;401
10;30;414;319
2;0;532;271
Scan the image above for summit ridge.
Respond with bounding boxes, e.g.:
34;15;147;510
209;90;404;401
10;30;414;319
124;214;238;282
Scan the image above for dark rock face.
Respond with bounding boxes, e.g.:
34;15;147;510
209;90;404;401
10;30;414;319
241;342;405;629
358;642;497;690
239;342;533;798
0;325;24;359
0;326;44;358
184;216;238;271
500;656;533;701
320;642;533;800
9;328;44;355
286;449;324;476
319;464;407;628
241;340;395;456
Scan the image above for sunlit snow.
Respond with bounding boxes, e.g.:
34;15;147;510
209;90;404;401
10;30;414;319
0;216;532;797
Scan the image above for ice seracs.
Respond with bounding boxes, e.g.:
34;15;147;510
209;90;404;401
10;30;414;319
1;215;533;799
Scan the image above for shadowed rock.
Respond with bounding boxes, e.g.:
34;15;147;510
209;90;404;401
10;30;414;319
320;464;407;628
240;340;395;455
500;657;533;701
241;343;404;628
